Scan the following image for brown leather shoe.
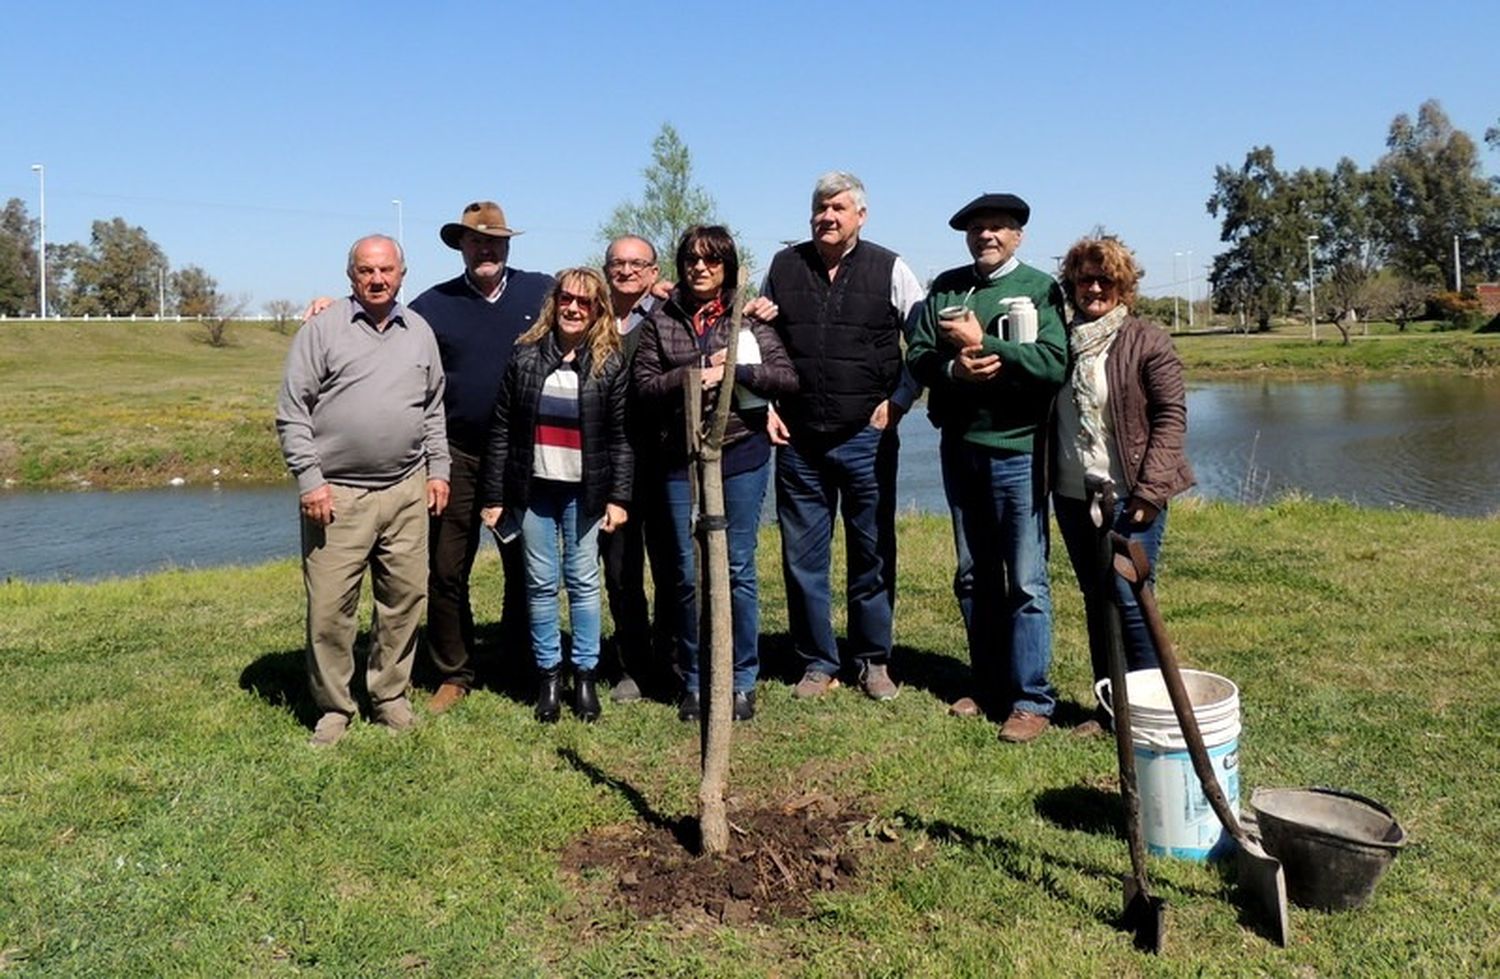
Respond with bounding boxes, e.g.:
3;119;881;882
859;662;898;701
998;709;1050;743
948;696;982;718
793;670;840;699
428;683;468;714
1072;718;1106;737
309;712;349;747
375;697;416;732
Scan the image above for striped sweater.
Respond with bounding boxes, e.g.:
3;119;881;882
533;364;582;482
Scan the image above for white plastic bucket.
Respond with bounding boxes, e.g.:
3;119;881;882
1096;668;1241;861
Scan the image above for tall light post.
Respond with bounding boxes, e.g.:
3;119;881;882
391;198;405;301
30;164;45;318
1184;249;1194;329
1306;234;1319;341
1171;252;1182;332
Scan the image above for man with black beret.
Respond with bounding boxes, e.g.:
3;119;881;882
906;193;1067;743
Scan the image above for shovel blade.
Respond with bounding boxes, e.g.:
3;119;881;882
1237;842;1291;947
1122;875;1167;954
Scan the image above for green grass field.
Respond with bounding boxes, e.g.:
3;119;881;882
2;503;1497;975
2;319;1497;490
0;320;289;490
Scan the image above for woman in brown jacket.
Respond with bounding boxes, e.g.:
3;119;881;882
1051;236;1194;726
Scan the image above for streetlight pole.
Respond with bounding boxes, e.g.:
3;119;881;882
1171;252;1181;332
1185;249;1194;330
30;164;45;318
391;199;404;302
1306;235;1319;341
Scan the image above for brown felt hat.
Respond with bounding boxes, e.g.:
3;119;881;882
440;201;522;248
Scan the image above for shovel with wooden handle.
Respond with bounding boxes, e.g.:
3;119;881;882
1088;479;1165;953
1111;532;1291;947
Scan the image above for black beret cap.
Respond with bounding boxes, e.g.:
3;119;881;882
948;193;1031;230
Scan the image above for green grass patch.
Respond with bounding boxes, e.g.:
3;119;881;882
1173;321;1500;375
0;320;291;490
2;503;1497;974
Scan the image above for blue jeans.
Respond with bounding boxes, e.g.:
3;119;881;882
664;461;770;695
941;438;1055;716
520;480;602;672
940;431;976;633
1053;493;1169;683
775;425;898;677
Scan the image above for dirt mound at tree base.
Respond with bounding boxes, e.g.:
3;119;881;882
561;792;890;924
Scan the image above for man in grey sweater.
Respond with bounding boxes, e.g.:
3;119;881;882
276;235;451;747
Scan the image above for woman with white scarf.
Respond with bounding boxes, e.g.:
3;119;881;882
1050;236;1195;734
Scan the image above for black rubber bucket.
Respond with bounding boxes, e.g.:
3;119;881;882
1249;787;1406;911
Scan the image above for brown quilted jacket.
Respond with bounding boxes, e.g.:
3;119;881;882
1044;316;1195;507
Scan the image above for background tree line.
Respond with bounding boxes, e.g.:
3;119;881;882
0;207;230;319
1208;99;1500;331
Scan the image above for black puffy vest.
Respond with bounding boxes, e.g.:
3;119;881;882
768;240;902;441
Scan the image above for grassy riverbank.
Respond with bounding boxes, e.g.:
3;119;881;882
1171;320;1500;375
2;319;1497;489
2;503;1497;975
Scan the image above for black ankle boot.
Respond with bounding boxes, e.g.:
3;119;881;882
573;669;601;722
535;667;562;723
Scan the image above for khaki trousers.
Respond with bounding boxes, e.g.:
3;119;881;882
301;469;428;717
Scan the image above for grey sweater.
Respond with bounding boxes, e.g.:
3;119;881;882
276;297;450;494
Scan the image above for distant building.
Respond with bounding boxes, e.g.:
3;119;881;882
1477;283;1500;318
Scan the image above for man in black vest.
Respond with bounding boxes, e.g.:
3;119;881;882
751;172;924;701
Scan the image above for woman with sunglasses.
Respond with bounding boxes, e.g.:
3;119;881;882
480;268;632;723
632;225;798;723
1050;236;1194;733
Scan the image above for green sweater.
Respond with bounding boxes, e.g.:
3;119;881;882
906;261;1067;454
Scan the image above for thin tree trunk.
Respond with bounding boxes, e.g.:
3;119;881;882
688;287;742;857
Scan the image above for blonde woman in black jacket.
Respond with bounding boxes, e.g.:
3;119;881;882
480;268;632;722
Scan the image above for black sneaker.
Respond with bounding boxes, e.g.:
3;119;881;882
677;691;700;722
733;689;756;722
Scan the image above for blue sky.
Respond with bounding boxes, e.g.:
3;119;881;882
5;0;1497;308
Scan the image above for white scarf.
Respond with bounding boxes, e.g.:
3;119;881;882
1068;305;1129;475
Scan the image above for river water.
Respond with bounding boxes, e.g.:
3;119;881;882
3;376;1496;581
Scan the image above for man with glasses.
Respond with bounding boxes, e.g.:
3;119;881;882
906;193;1067;744
410;201;554;713
599;235;676;702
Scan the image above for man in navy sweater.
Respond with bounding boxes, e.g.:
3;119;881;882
412;202;553;713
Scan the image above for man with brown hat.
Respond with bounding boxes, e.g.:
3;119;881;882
411;201;554;712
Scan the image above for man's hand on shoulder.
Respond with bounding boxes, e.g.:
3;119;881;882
742;296;778;323
302;296;336;322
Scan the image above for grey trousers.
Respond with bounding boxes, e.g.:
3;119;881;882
301;469;428;717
